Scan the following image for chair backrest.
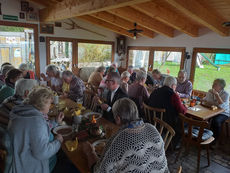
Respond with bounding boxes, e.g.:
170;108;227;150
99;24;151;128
177;166;182;173
83;89;95;109
143;103;165;123
179;113;209;145
153;117;175;151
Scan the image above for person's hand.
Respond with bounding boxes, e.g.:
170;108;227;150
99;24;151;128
56;112;65;124
101;104;109;111
56;134;63;143
212;89;219;96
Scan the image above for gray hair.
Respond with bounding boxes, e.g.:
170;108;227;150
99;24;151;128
62;70;73;77
107;72;120;83
163;76;177;87
214;78;226;89
2;65;14;76
46;64;59;75
139;67;146;72
136;70;147;81
178;69;187;76
15;79;38;97
128;65;134;69
121;71;130;79
19;63;29;71
96;66;105;73
112;98;139;124
152;69;161;75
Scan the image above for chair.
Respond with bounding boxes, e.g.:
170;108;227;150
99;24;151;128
83;89;95;109
153;117;175;151
220;117;230;144
176;113;214;172
90;96;99;112
176;166;182;173
143;103;165;123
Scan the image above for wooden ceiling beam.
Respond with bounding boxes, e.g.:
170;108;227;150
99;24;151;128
39;0;151;22
91;11;154;38
164;0;229;36
108;6;174;37
131;1;198;37
77;15;134;38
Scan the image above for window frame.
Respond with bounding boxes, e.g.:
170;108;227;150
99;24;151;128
127;46;186;72
0;21;40;77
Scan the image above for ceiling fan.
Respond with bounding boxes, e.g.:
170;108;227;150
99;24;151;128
127;23;143;39
222;21;230;27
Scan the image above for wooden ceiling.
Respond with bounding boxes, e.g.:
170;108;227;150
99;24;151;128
29;0;230;38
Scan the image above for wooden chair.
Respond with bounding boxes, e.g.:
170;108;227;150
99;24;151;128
153;117;175;151
83;89;95;109
176;166;182;173
143;103;165;123
220;117;230;143
176;113;214;172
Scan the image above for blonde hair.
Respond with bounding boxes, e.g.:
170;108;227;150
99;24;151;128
26;86;53;110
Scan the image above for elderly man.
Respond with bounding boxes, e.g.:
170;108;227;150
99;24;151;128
61;70;85;102
19;63;36;79
100;72;127;122
0;79;38;126
149;69;166;86
176;70;193;98
148;76;187;148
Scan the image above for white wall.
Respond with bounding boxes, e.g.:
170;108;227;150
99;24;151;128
0;0;119;73
127;29;230;75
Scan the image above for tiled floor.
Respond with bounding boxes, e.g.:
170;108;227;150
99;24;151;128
167;139;230;173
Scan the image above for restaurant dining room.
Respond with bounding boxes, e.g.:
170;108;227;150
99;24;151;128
1;0;230;173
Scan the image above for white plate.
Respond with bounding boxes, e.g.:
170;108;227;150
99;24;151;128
92;139;107;157
83;112;102;120
53;125;73;137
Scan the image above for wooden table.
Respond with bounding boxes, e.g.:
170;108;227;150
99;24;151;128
186;104;224;120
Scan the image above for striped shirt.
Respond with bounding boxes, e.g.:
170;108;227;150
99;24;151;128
176;80;193;98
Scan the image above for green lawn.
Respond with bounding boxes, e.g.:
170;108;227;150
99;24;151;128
154;61;181;77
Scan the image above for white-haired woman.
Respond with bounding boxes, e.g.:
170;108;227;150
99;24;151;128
83;98;169;173
120;71;130;93
19;63;36;79
40;64;62;92
8;86;63;173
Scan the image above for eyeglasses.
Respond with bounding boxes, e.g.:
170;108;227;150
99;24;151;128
105;79;114;83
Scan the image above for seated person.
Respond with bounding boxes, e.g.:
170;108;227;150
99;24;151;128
0;62;12;82
120;71;130;94
99;72;127;122
0;69;23;103
40;64;62;93
0;65;14;89
8;86;63;173
202;79;229;141
105;62;120;75
150;69;166;87
83;98;169;173
61;70;85;102
19;63;36;79
148;76;187;148
139;68;154;86
127;65;136;84
0;79;38;126
128;70;149;114
88;66;105;87
176;70;192;98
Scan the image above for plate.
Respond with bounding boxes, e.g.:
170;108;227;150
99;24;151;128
83;112;102;120
92;139;107;157
53;125;73;137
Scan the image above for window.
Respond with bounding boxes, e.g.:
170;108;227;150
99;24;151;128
191;48;230;93
0;23;39;75
77;42;114;68
128;50;150;71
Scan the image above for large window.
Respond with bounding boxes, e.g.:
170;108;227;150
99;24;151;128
0;22;39;75
191;48;230;93
77;41;114;68
128;50;150;71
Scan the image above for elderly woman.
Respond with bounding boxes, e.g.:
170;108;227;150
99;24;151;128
40;64;62;92
61;70;85;102
83;98;169;172
88;66;105;87
0;79;38;126
0;69;23;103
203;79;229;141
8;86;63;173
19;63;35;79
128;70;149;113
120;71;130;93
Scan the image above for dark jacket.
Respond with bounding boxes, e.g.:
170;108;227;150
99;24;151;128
103;87;128;122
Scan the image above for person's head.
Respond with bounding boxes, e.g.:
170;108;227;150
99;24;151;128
177;70;187;83
2;65;14;78
106;72;120;91
111;62;118;69
1;62;11;72
212;78;226;92
152;69;162;80
163;76;177;91
19;63;29;77
96;66;106;75
107;66;116;74
112;98;139;125
15;79;38;99
136;70;147;84
62;70;73;84
5;69;23;85
46;64;59;78
127;65;134;74
139;67;146;72
26;86;53;114
121;71;130;83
